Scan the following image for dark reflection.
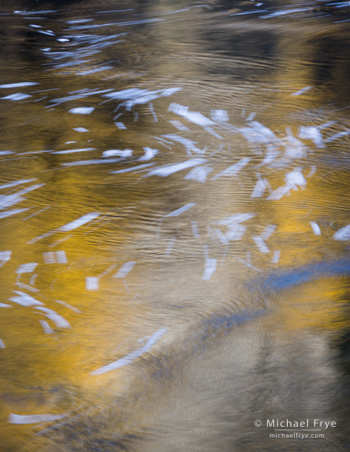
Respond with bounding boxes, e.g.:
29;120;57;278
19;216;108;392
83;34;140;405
310;35;350;106
332;287;350;367
205;0;350;19
204;26;277;60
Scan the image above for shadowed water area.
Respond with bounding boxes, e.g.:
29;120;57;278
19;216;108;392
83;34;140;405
0;1;350;451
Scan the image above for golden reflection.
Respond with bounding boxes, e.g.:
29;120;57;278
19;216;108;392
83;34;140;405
269;278;350;332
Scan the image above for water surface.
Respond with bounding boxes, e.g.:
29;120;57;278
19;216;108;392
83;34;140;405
0;1;350;451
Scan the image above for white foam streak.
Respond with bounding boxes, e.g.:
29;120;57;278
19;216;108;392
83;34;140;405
291;86;313;96
35;307;71;328
138;147;158;161
165;203;196;217
0;251;11;267
86;276;100;290
2;93;32;101
91;327;167;375
68;107;95;115
52;148;96;155
16;263;37;274
251;177;268;198
59;213;100;232
8;413;66;424
299;126;324;148
9;291;43;307
145;159;206;177
333;225;350;241
0;82;38;88
39;320;54;334
202;258;217;280
168;103;214;127
211;158;250;181
272;250;281;264
253;236;270;254
102;149;133;158
162;134;203;155
184;166;213;183
310;221;321;236
114;261;136;278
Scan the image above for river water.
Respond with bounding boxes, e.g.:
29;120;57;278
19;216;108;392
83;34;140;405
0;1;350;451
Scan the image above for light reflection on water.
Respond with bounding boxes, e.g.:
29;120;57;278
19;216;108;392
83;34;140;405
0;1;350;451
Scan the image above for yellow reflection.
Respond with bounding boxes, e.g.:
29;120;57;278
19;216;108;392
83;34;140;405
270;277;349;332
